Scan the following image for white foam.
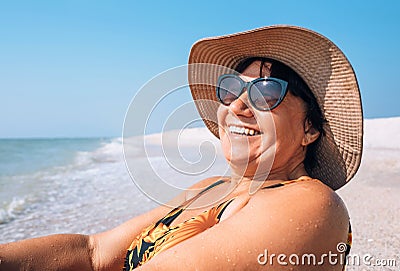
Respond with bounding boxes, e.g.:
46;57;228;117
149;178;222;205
91;138;124;163
0;197;26;224
73;138;124;166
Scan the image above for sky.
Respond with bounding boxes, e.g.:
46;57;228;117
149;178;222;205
0;0;399;138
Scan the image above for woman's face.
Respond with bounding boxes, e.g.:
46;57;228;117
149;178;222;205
217;60;312;179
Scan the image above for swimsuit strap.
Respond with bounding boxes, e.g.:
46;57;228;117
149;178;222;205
156;179;227;227
261;176;311;189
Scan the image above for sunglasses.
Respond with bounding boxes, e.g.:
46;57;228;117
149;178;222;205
216;74;289;111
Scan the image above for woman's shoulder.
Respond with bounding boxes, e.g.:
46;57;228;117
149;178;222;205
236;178;350;264
251;178;349;226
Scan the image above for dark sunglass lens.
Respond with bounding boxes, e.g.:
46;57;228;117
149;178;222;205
218;77;242;105
249;80;283;110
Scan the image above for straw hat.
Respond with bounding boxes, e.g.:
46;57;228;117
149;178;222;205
188;25;363;190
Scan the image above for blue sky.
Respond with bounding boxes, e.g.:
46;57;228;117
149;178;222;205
0;1;399;138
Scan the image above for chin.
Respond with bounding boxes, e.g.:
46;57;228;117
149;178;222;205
226;155;252;167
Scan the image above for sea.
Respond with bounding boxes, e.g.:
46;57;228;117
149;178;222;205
0;132;228;244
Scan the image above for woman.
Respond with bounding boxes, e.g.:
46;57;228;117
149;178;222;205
0;25;362;270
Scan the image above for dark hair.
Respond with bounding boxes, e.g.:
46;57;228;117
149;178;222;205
235;57;326;173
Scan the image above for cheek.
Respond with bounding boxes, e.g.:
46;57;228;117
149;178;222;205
273;114;306;155
254;114;278;166
253;112;277;147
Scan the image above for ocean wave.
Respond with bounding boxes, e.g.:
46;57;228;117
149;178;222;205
0;197;27;224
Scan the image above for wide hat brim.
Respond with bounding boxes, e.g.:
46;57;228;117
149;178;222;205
188;25;363;190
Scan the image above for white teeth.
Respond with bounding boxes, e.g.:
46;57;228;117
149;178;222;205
228;125;260;136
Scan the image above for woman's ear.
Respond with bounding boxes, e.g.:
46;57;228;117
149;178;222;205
301;119;320;146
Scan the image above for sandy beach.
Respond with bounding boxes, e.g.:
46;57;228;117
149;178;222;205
338;148;400;270
336;117;400;270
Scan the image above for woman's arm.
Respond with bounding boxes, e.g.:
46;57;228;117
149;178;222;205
0;204;169;271
0;234;94;271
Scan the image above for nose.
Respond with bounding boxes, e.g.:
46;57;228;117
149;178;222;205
229;89;254;117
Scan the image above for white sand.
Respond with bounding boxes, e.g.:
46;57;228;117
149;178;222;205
337;117;400;270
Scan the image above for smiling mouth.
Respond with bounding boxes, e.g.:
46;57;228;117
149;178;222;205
228;125;261;136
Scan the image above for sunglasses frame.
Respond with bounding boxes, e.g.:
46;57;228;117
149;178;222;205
216;74;289;111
